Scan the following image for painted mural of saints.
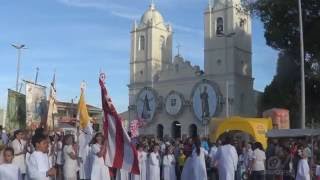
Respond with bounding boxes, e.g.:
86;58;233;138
141;94;151;119
200;86;210;118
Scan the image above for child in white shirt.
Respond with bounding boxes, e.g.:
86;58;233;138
0;147;22;180
27;133;56;180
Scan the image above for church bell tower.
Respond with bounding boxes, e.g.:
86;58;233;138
204;0;255;116
129;3;173;107
204;0;252;77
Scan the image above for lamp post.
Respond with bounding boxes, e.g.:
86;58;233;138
217;32;235;117
11;44;27;91
298;0;305;129
203;117;209;137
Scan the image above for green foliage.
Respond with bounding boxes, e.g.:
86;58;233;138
249;0;320;127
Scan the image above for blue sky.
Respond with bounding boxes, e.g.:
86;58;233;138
0;0;278;112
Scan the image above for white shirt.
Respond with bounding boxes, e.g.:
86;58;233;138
1;132;9;145
209;146;218;161
316;165;320;176
27;151;50;180
11;139;26;174
252;149;266;171
296;158;310;180
0;163;22;180
215;144;238;180
243;148;253;168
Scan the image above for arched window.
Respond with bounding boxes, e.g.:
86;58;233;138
139;35;145;50
216;17;224;35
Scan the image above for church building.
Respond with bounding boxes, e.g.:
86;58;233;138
126;0;258;138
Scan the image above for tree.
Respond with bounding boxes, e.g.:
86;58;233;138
248;0;320;127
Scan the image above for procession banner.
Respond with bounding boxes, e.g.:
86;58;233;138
6;89;26;130
25;81;47;129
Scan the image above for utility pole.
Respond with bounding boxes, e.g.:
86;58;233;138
11;44;27;91
35;67;39;84
298;0;306;129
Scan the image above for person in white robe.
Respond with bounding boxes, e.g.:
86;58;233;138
0;126;9;145
90;133;110;180
63;134;78;180
79;124;93;180
116;168;130;180
181;137;208;180
0;147;22;180
27;133;56;180
296;149;310;180
11;130;27;177
192;138;208;180
162;145;177;180
55;134;64;180
214;137;238;180
148;144;160;180
181;156;195;180
131;144;147;180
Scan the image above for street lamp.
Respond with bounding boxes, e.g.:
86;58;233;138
298;0;305;129
11;44;27;91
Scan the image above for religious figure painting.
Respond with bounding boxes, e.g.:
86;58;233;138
136;88;157;122
200;86;210;118
141;94;151;119
191;81;219;123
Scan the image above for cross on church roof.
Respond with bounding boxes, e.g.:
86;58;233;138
176;43;182;56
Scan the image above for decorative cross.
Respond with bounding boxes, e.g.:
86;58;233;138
176;43;182;56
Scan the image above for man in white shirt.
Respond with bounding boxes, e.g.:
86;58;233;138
214;136;238;180
250;142;266;180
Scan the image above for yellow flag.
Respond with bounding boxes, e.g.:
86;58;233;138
78;91;90;129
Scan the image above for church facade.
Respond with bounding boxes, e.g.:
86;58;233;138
127;0;258;138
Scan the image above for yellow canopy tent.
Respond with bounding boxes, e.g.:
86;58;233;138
209;116;273;149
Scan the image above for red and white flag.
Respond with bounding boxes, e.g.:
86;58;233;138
99;73;140;174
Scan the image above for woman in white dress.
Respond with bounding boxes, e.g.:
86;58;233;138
90;133;110;180
131;144;147;180
63;134;78;180
190;137;208;180
11;129;27;178
148;144;161;180
163;145;177;180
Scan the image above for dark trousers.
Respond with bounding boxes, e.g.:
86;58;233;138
251;170;265;180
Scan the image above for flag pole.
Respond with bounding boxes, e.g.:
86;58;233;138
77;81;86;165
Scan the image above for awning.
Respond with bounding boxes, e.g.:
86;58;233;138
267;129;320;138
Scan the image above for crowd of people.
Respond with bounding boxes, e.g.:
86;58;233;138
0;124;320;180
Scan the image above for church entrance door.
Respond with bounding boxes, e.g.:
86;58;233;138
157;124;164;140
189;124;198;137
171;121;181;139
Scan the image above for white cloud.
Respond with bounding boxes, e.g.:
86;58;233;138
57;0;141;20
57;0;109;9
110;11;140;20
171;23;202;35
